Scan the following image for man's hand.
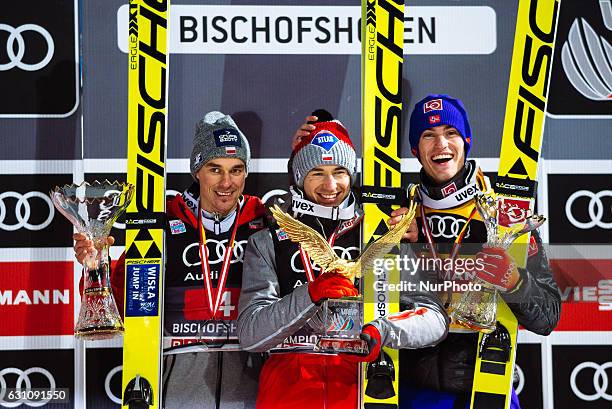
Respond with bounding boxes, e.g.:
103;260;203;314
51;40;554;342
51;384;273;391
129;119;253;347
308;272;358;304
291;115;318;150
343;325;382;363
388;208;418;242
475;247;521;292
73;233;114;266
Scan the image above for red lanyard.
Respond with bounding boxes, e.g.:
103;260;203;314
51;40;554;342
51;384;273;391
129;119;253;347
197;204;241;318
299;217;358;282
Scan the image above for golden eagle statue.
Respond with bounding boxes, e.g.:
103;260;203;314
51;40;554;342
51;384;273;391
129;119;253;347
270;201;417;282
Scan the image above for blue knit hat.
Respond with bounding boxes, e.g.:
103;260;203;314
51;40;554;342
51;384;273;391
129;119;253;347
408;94;472;159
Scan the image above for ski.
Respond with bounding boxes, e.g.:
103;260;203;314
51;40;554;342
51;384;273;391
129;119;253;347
122;1;170;408
361;0;404;408
470;1;561;408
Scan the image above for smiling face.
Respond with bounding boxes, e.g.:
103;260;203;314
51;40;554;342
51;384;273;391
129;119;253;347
303;165;351;207
196;157;246;216
418;125;466;185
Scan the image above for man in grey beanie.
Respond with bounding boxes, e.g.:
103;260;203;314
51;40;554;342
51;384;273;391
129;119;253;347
237;113;448;409
74;111;267;409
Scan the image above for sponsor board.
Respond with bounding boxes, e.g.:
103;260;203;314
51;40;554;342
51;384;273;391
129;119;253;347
552;258;612;330
548;174;612;244
514;343;543;409
0;348;74;409
0;0;79;117
0;174;73;248
552;345;612;408
117;5;495;55
547;0;612;116
0;261;73;336
85;347;123;409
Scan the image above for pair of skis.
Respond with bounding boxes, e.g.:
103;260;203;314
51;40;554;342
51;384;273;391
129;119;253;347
360;1;560;409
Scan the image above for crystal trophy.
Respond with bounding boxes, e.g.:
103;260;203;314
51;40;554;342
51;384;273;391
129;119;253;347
317;296;368;355
450;192;545;333
50;180;134;340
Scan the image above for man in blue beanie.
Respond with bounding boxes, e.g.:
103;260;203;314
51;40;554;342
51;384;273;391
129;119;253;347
390;94;561;409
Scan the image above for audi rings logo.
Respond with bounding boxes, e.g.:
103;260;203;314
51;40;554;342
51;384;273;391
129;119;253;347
104;365;122;405
0;24;54;72
570;361;612;401
0;367;55;408
290;246;359;273
425;215;471;239
0;191;55;231
565;190;612;229
182;240;248;267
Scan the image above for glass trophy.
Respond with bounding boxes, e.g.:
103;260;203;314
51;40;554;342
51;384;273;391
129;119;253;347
450;192;545;333
50;180;134;340
317;296;368;355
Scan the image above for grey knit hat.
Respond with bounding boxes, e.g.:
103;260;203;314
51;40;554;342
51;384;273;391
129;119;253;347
190;111;251;180
292;120;356;187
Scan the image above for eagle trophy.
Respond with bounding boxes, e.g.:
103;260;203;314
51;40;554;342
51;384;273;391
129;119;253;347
270;201;417;282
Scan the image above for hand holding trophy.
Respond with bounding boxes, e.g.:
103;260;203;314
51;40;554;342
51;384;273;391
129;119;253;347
50;180;134;340
450;192;545;333
270;201;417;354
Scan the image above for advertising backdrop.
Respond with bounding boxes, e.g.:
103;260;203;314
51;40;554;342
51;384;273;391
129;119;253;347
1;1;610;408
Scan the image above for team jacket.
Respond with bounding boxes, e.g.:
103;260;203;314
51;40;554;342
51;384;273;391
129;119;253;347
237;190;449;408
400;160;561;393
110;185;267;409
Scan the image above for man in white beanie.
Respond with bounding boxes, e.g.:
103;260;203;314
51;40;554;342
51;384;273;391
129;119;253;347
74;112;267;409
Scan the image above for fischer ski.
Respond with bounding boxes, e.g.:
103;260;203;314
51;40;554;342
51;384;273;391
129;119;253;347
470;1;561;408
122;1;170;408
361;0;404;407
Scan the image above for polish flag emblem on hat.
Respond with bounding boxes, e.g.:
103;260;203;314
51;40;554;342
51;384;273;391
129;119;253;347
225;146;237;155
428;115;441;124
322;154;333;161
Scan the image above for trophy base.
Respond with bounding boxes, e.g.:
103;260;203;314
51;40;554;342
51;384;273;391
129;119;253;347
451;315;496;334
316;337;368;355
75;325;124;341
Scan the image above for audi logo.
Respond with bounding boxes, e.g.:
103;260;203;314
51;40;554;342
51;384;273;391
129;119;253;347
104;365;122;405
424;215;471;239
565;190;612;230
0;24;54;72
0;367;55;408
570;361;612;401
182;240;248;267
0;191;55;231
290;246;359;273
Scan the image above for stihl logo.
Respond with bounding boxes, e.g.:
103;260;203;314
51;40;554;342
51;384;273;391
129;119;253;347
507;0;559;178
424;99;443;112
292;199;314;212
0;289;70;305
